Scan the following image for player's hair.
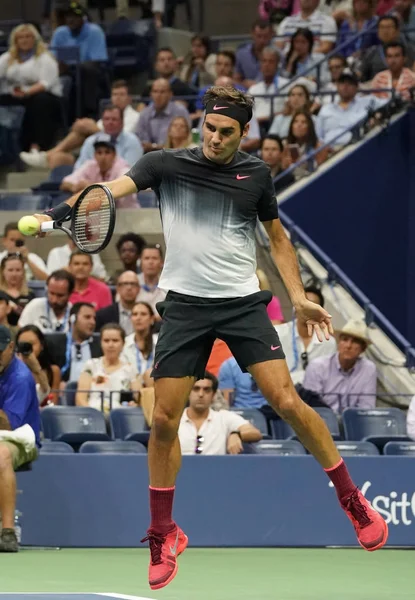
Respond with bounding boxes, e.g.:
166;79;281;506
141;244;164;260
3;222;19;237
8;23;48;64
47;269;75;295
201;371;219;393
111;79;130;92
69;250;93;265
100;322;126;342
101;104;123;120
203;86;255;132
132;301;155;358
385;41;406;56
304;285;325;308
116;232;147;255
70;302;95;321
217;50;236;67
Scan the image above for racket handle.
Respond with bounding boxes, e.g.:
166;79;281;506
40;221;56;232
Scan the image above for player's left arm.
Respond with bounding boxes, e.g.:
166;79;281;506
263;219;334;341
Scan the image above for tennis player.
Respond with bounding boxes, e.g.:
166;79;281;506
34;86;388;590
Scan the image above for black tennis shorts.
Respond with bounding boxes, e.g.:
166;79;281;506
151;290;285;380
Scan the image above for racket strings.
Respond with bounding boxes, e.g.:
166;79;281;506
73;188;112;252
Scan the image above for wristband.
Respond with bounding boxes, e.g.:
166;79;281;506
44;202;72;222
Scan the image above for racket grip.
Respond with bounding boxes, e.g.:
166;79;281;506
40;221;56;232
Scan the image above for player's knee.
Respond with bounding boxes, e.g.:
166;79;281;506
0;444;13;471
270;389;301;422
152;404;180;440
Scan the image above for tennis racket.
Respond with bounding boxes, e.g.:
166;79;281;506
41;184;116;254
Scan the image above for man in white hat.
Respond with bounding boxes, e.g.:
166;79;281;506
303;319;377;414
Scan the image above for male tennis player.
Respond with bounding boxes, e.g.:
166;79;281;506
34;86;388;590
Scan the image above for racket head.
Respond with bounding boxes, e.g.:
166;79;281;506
71;184;116;254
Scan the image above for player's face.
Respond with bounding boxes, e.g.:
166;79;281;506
69;255;93;280
203;114;247;164
338;334;365;362
111;86;130;110
189;379;215;411
141;249;163;277
94;146;116;173
2;258;24;288
47;279;71;312
101;329;124;358
261;140;282;167
75;306;96;338
132;303;154;333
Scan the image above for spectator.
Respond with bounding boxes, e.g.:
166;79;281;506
258;0;294;26
256;268;285;325
316;70;385;145
377;0;395;16
136;78;191;153
47;238;107;281
142;47;197;105
371;42;415;99
0;254;34;327
0;24;62;152
269;84;314;138
0;222;47;282
407;394;415;440
50;1;108;118
137;245;167;315
123;301;157;376
360;15;415;82
178;35;216;87
274;285;337;384
179;372;262;455
283;109;329;177
95;271;143;335
214;50;237;80
60;134;138;208
248;47;290;126
19;269;74;332
68;251;112;311
277;0;337;54
234;19;274;88
317;54;347;106
164;116;198;149
393;0;415;44
21;79;140;169
303;319;377;413
76;323;141;412
281;28;329;86
0;325;40;552
219;356;268;409
47;301;101;384
0;293;12;332
337;0;378;58
260;134;295;194
115;233;147;278
16;325;60;405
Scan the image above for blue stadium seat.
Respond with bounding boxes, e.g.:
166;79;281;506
79;441;147;454
270;419;295;439
255;440;307;455
40;441;75;454
335;441;380;456
230;408;269;437
109;407;149;444
41;406;110;445
342;408;408;449
314;407;341;440
59;381;78;406
28;280;46;298
0;194;51;211
383;441;415;456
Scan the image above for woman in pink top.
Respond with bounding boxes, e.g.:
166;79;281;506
256;269;284;324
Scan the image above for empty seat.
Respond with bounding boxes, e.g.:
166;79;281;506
230;408;269;437
383;441;415;456
342;408;408;448
79;441;147;454
28;280;46;298
335;441;379;456
270;419;295;440
0;194;51;211
41;406;110;445
40;440;74;454
59;381;78;406
255;440;307;455
109;407;149;444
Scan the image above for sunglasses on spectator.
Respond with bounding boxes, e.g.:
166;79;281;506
195;435;204;454
301;352;308;370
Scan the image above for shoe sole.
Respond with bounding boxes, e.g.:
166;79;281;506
149;533;189;591
359;518;389;552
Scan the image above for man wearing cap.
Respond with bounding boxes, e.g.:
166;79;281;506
60;133;138;208
303;319;377;414
316;70;387;145
0;325;40;552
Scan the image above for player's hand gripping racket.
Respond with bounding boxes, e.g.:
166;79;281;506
20;184;116;254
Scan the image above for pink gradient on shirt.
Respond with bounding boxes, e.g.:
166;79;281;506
267;296;284;322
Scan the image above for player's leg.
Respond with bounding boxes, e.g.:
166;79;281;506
0;442;19;552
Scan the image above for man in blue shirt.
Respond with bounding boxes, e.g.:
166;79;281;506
0;326;40;552
219;356;268;409
50;2;108;118
234;19;274;89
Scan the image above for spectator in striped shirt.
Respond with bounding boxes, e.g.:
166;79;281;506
277;0;337;54
371;42;415;100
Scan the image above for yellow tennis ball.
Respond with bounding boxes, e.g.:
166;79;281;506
18;216;40;236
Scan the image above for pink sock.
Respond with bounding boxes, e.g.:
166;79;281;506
149;486;175;534
324;459;356;501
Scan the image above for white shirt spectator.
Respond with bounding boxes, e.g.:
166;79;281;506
81;356;139;412
0;51;62;97
248;77;291;120
275;319;337;384
278;11;337;51
97;105;140;134
122;332;159;375
0;250;47;282
407;395;415;440
179;408;249;455
47;243;108;280
18;297;71;332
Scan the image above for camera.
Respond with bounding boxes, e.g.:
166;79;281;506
15;240;24;248
16;341;33;356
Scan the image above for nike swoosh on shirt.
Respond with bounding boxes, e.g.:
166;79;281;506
213;105;228;110
236;174;251;180
169;530;179;556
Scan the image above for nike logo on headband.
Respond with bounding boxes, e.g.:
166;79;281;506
213;105;228;110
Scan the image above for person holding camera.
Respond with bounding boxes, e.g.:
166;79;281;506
16;326;60;406
0;254;34;327
0;223;47;281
